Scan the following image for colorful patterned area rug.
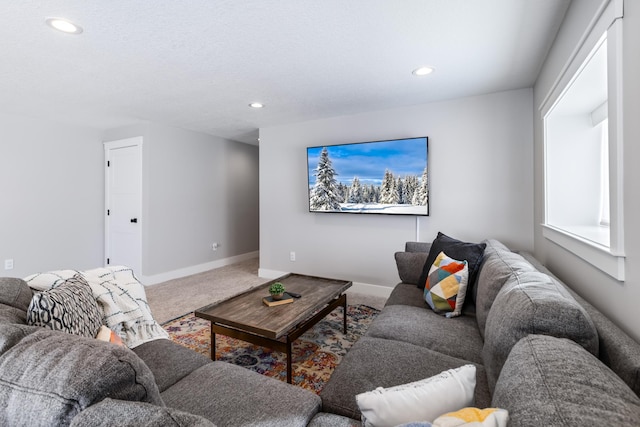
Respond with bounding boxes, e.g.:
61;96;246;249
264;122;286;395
162;304;380;394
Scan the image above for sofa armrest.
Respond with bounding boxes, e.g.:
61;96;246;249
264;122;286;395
70;399;216;427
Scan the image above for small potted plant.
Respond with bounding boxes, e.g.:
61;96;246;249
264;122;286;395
269;282;286;300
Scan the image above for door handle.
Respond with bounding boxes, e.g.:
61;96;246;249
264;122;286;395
130;218;138;223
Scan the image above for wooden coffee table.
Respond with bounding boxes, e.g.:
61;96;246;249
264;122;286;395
194;273;352;383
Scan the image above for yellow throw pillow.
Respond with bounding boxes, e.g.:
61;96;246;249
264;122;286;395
433;407;508;427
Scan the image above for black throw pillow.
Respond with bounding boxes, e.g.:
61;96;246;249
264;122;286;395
417;232;487;294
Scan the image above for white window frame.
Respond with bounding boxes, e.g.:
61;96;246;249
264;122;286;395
599;117;610;227
539;0;624;281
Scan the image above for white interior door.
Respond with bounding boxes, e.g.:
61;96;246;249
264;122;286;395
104;137;142;276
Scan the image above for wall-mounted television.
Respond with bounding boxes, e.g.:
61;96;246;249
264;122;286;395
307;137;429;216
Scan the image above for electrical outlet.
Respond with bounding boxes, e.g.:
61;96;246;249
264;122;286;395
4;259;14;270
290;251;296;262
212;242;219;251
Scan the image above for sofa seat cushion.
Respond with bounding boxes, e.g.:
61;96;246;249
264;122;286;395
161;361;321;427
132;338;211;392
493;335;640;426
320;336;490;421
474;241;535;338
70;398;216;427
308;413;361;427
366;305;484;365
385;283;429;309
482;270;599;392
0;329;162;426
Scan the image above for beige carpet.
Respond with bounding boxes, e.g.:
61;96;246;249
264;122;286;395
146;257;388;324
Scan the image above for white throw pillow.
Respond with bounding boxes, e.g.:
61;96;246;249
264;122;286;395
356;364;477;427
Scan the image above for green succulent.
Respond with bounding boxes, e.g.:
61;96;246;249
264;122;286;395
269;282;285;295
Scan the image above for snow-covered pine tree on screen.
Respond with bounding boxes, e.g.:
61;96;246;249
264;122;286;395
413;167;429;206
348;177;362;203
379;169;399;204
309;147;342;211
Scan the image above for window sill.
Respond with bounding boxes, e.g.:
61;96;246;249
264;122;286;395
542;224;625;281
549;224;610;247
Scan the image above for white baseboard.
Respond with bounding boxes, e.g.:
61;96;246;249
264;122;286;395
142;251;259;286
258;268;289;279
347;281;394;299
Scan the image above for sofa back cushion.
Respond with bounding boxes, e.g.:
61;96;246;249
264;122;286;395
0;323;41;356
395;252;429;285
493;335;640;426
405;242;431;253
0;305;27;325
482;271;599;392
517;251;640;397
577;300;640;397
0;277;33;325
0;277;33;311
0;329;162;426
474;241;535;338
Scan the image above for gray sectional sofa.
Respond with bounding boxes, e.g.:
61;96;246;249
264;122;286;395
3;237;640;426
320;239;640;426
0;275;355;427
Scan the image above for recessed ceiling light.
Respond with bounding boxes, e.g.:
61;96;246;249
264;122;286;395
249;102;264;108
46;17;83;34
412;66;434;76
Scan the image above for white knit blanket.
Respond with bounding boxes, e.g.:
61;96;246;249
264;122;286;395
24;266;168;348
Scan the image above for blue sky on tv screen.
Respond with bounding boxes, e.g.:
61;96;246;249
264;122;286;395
307;137;428;186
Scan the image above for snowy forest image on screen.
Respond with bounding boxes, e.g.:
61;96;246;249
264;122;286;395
307;137;428;215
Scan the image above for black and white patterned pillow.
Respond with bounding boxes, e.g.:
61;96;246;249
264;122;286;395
27;274;103;338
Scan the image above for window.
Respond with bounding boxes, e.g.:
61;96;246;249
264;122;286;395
540;0;624;280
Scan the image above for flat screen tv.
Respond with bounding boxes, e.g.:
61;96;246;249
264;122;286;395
307;137;429;215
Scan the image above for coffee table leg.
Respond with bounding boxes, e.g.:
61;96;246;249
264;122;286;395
343;294;348;334
211;324;216;360
286;339;293;384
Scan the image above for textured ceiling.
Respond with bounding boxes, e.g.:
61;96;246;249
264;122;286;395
0;1;570;144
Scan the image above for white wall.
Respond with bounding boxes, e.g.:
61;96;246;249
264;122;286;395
259;89;534;287
533;0;640;341
104;124;259;282
0;113;104;277
0;117;258;282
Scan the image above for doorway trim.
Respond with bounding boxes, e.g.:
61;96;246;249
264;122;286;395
104;137;143;275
